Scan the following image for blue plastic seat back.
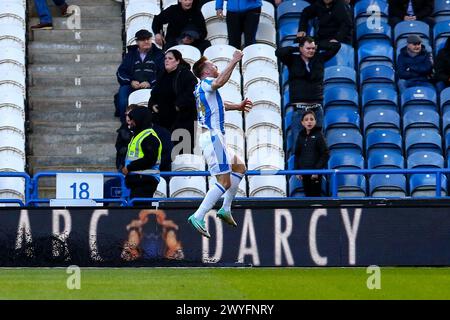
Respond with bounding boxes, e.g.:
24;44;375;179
434;0;450;22
324;43;355;69
277;0;310;22
369;174;407;194
356;21;392;43
354;0;389;20
326;129;363;151
359;64;395;87
410;173;447;194
401;87;437;108
362;86;398;108
405;130;442;155
441;87;450;110
407;150;444;168
336;174;367;193
323;108;360;131
368;149;405;169
433;21;450;42
278;20;300;42
394;20;430;43
443;109;450;134
358;40;394;69
324;66;356;86
329;150;364;169
289;175;304;197
323;86;359;108
403;109;440;133
364;108;401;133
366;130;402;152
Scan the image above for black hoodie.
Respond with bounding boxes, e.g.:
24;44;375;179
294;126;330;170
435;38;450;87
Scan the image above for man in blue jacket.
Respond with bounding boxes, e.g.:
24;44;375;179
216;0;262;49
116;29;165;123
397;34;434;92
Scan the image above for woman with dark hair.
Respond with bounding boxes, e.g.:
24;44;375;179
148;49;198;153
435;37;450;93
294;110;330;197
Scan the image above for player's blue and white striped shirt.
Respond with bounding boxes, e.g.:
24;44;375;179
194;77;225;134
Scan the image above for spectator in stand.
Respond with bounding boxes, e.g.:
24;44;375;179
275;36;340;131
31;0;73;30
149;49;198;154
116;29;164;124
388;0;434;27
435;37;450;93
294;110;329;197
397;34;434;92
216;0;262;49
297;0;353;49
152;0;211;54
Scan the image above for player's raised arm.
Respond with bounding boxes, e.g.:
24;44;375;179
224;98;253;112
211;50;243;90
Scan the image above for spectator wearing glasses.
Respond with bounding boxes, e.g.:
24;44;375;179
397;34;434;92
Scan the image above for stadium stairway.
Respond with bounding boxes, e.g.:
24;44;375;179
27;0;123;197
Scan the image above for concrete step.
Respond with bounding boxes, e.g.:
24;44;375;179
29;97;115;111
31;29;123;42
31;165;117;176
29;63;118;76
30;108;117;122
29;85;118;98
30;120;119;134
29;5;122;19
28;154;116;167
29;41;123;54
29;52;122;64
30;131;116;144
28;0;122;7
30;140;116;156
29;75;118;87
30;17;123;30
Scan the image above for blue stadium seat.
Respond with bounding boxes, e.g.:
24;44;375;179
410;173;447;197
441;87;450;113
278;20;299;43
277;0;309;24
284;106;294;134
394;21;430;44
434;0;450;23
395;41;432;59
361;86;398;111
357;40;394;70
335;174;367;197
289;175;304;197
287;154;295;170
283;85;290;110
407;151;444;168
324;66;356;89
323;86;358;109
356;20;392;45
433;21;450;55
359;64;396;91
354;0;389;25
286;128;297;156
368;149;404;169
405;130;442;156
403;109;440;134
281;65;289;91
323;108;360;132
445;134;450;157
443;109;450;137
326;129;363;152
324;43;355;69
329;150;364;169
401;87;438;112
366;130;403;153
363;108;401;134
369;174;407;198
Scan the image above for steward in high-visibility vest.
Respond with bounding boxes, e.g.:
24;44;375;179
122;107;162;199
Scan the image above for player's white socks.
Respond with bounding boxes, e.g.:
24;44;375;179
193;182;226;221
221;172;244;212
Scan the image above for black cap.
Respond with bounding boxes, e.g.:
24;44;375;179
407;34;422;44
135;29;152;41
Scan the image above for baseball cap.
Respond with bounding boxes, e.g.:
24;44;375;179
135;29;153;40
407;34;422;44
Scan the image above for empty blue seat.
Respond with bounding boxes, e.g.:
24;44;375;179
277;0;309;23
403;109;440;134
289;175;304;197
287;154;295;170
354;0;389;25
407;150;444;168
324;43;355;69
441;87;450;112
283;85;290;110
359;64;395;90
445;134;450;157
366;130;402;153
281;65;289;90
394;21;430;44
334;174;367;197
369;174;407;197
324;66;356;89
284;106;294;134
362;86;398;110
433;21;450;55
356;21;392;44
323;86;358;109
401;87;438;112
323;108;360;132
329;150;364;169
286;128;297;156
405;130;442;156
410;173;447;197
443;109;450;136
278;20;299;43
326;129;363;152
368;149;404;169
434;0;450;23
358;40;394;70
364;108;401;134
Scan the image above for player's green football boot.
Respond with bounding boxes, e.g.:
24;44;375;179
188;214;211;238
216;208;237;227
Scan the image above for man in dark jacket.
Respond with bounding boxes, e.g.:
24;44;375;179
297;0;353;49
152;0;211;53
116;29;165;123
122;106;162;199
397;34;434;92
388;0;434;27
276;36;340;130
435;37;450;93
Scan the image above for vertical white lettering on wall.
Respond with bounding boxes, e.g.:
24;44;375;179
238;209;260;265
202;210;223;263
274;209;294;266
52;209;72;258
89;209;108;261
15;210;34;257
309;208;328;266
341;208;362;265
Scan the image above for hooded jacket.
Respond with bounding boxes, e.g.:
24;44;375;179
116;44;165;86
388;0;434;20
397;45;434;82
299;0;353;44
435;38;450;87
294;126;330;170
